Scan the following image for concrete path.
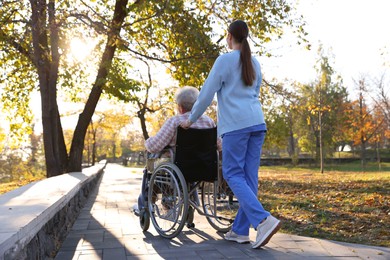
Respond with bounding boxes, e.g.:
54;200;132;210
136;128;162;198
55;163;390;260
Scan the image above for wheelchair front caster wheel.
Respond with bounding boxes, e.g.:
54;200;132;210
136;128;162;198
186;206;194;223
187;223;195;228
186;207;195;229
139;209;150;231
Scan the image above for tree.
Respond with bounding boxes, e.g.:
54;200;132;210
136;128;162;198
105;0;307;140
295;50;348;169
1;0;130;176
371;73;390;149
88;109;131;163
1;0;306;177
105;58;170;141
0;127;5;155
260;79;292;156
370;104;389;169
348;78;386;169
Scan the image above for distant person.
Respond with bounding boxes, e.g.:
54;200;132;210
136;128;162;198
180;20;280;248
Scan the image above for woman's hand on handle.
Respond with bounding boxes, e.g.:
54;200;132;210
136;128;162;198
180;119;193;129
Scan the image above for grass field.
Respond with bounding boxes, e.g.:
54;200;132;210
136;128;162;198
259;163;390;247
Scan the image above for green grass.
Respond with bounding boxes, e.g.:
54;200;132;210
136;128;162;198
259;166;390;247
322;162;390;172
332;149;390;158
291;161;390;172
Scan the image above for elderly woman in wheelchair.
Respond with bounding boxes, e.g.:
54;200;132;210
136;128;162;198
134;86;236;238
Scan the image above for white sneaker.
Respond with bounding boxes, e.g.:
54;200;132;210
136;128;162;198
252;215;281;249
224;230;250;244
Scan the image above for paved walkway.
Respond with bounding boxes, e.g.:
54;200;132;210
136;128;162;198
55;163;389;260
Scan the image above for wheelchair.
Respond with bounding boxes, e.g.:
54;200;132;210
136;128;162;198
136;127;239;238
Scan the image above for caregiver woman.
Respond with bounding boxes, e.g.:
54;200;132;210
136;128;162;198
180;20;281;249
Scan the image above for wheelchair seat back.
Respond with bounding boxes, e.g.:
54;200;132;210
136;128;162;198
174;127;218;182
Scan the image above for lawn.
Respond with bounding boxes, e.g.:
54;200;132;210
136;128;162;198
259;163;390;247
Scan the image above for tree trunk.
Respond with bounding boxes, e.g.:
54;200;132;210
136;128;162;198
314;129;320;165
137;109;150;140
92;139;96;165
113;143;117;161
360;140;366;170
287;115;295;157
358;90;366;170
31;0;67;177
376;140;381;170
67;0;130;172
319;111;324;173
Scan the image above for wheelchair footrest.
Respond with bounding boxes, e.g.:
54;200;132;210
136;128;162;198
132;204;140;216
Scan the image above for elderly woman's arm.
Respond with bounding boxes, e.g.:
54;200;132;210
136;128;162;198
145;118;176;153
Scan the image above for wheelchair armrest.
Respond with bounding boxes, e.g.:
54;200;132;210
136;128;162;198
160;146;174;159
146;146;175;172
146;146;173;159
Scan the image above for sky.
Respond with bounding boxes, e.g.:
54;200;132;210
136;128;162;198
260;0;390;99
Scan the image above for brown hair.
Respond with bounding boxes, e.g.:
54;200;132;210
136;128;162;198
228;20;255;86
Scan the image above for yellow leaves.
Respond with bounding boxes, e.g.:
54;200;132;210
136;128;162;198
385;129;390;139
363;193;386;207
308;104;331;114
306;116;311;126
0;175;45;195
308;104;318;113
259;168;390;246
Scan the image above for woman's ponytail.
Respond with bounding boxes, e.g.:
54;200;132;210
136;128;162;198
241;38;255;86
228;20;255;86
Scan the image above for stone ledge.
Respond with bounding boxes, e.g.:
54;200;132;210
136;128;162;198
0;161;107;260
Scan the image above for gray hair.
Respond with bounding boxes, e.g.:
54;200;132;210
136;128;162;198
175;86;199;112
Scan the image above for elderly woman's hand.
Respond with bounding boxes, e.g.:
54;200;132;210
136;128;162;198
180;119;193;129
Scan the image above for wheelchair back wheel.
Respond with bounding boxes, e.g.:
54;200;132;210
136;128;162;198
201;180;239;232
148;163;189;238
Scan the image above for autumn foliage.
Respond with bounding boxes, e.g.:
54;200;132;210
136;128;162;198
260;166;390;247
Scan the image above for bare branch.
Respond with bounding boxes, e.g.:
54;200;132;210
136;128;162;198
67;0;146;33
67;13;107;33
122;43;216;63
370;73;390;124
79;0;110;25
262;78;296;101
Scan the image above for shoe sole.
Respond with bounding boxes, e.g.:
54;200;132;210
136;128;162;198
252;221;281;249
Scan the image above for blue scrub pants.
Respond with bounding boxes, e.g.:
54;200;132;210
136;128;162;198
222;126;270;236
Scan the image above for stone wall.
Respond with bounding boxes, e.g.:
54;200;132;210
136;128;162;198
0;162;106;260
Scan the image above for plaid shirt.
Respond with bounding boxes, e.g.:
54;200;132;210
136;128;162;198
145;112;221;153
